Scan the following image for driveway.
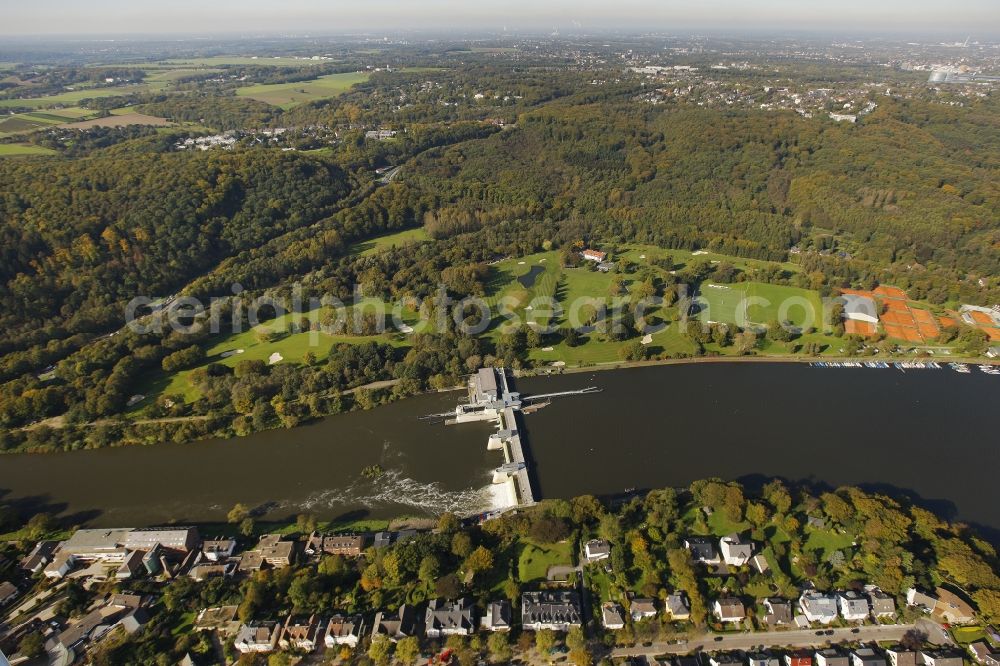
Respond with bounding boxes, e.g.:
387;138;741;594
613;622;941;658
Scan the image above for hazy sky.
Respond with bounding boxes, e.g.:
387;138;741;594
2;0;998;37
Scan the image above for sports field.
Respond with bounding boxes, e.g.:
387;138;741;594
696;281;825;329
236;71;370;109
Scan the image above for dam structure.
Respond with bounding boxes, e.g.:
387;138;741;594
441;368;599;515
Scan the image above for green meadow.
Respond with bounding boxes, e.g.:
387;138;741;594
236;71;370;109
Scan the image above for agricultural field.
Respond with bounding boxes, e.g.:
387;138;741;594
0;84;148;109
58;112;171;130
162;56;338;67
348;227;431;257
696;281;827;330
236;71;370;109
0;107;97;136
0;143;56;157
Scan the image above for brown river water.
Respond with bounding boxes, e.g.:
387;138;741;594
0;363;996;531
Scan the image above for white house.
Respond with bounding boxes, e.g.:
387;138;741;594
581;249;607;263
719;534;754;566
630;598;657;621
324;615;363;648
838;591;870;622
584;539;611;562
602;602;626;630
234;623;279;653
713;598;746;624
481;601;512;632
799;591;839;624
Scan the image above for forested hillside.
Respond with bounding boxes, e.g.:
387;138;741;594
0;150;352;354
0;44;998;451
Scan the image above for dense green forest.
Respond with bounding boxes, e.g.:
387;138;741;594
0;51;997;451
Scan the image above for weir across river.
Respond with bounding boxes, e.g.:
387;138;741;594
430;368;600;515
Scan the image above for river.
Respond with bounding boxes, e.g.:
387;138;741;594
0;363;997;530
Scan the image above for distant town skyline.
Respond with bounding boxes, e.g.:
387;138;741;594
2;0;999;38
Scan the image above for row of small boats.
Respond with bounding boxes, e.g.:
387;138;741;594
809;360;999;375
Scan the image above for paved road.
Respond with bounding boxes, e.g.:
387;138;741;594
613;620;949;658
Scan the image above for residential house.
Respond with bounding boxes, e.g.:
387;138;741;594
906;588;939;612
279;614;320;651
0;582;18;606
581;249;607;262
885;648;917;666
749;653;783;666
969;643;1000;666
481;600;512;632
585;539;612;562
935;589;976;624
905;587;974;624
372;605;418;641
799;591;839;624
851;649;887;666
666;593;691;621
920;651;964;666
838;591;870;622
602;602;627;630
234;622;280;653
309;533;368;558
521;591;582;631
868;591;896;618
685;537;720;564
713;597;746;624
630;598;657;621
58;608;120;653
425;598;475;637
816;649;850;666
719;534;754;566
675;657;701;666
188;561;238;581
244;534;297;569
115;550;146;581
20;540;58;574
325;615;365;648
751;554;770;574
44;552;76;579
710;654;744;666
764;598;793;626
202;539;237;562
194;606;240;636
786;651;813;666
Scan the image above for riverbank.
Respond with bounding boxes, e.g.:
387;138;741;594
518;351;999;378
3;362;1000;529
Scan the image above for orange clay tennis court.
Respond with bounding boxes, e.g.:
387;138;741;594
845;320;876;336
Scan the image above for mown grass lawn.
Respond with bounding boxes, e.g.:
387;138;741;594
803;527;855;560
951;626;987;645
706;511;752;536
134;303;417;406
695;281;826;330
517;538;574;583
348;227;430;257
